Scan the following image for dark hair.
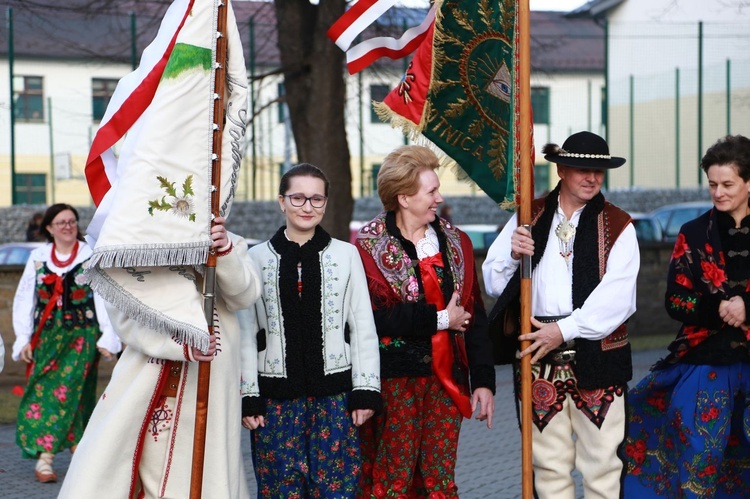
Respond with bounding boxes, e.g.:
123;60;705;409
701;135;750;182
40;203;85;242
278;163;330;196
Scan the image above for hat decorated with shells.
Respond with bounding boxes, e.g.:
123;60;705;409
543;131;626;169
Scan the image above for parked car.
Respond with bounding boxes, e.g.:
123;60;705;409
650;201;713;242
629;213;663;243
457;224;501;251
0;242;44;266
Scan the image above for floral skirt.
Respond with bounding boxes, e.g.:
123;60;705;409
622;362;750;498
16;318;100;459
251;392;361;498
357;375;462;498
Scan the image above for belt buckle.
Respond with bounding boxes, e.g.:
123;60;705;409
554;350;576;364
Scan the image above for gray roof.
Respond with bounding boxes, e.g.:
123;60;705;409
530;11;604;72
567;0;627;19
0;1;602;73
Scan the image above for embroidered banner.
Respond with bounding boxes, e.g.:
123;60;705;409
376;0;521;207
84;0;248;350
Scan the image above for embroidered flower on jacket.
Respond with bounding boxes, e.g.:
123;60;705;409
675;273;693;290
672;233;690;260
700;260;726;290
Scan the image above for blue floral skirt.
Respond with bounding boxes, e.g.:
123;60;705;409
251;392;361;498
622;362;750;498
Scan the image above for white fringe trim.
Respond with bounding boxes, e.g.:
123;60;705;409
87;266;210;352
86;242;210;270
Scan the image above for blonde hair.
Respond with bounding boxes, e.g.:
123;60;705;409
377;145;440;212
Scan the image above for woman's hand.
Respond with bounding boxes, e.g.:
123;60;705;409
719;296;746;328
471;387;495;429
446;292;471;332
510;226;534;261
242;415;265;430
191;334;217;362
20;344;33;363
211;216;229;249
352;409;374;426
98;348;115;361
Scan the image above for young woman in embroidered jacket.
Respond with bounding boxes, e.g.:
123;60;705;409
241;163;381;498
623;135;750;497
354;145;496;498
11;204;121;483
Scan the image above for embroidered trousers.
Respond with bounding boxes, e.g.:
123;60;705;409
357;375;463;498
532;388;625;499
137;396;177;498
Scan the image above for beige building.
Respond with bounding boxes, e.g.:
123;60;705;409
573;0;750;189
0;1;605;207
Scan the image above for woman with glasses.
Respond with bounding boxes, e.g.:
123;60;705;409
11;203;121;483
241;163;381;497
354;145;495;497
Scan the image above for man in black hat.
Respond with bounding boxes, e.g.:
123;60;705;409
482;131;640;498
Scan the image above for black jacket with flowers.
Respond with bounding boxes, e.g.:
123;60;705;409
658;207;750;368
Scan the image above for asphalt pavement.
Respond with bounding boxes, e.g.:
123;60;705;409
0;349;663;498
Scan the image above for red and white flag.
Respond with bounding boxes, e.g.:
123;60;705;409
327;0;436;74
84;0;248;351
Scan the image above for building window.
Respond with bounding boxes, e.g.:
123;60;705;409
601;85;607;126
531;87;550;125
370;85;390;123
371;163;381;194
278;82;288;123
15;173;46;204
92;78;118;122
13;76;44;122
534;163;550;196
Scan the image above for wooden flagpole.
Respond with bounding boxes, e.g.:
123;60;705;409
517;0;534;497
190;0;229;496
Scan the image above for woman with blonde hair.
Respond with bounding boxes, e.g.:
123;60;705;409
355;145;495;497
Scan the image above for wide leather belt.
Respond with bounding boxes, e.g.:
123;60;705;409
161;361;183;398
534;315;576;365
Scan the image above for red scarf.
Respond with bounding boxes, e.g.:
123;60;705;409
26;272;66;379
418;253;472;418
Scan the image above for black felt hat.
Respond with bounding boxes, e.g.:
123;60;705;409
542;131;626;169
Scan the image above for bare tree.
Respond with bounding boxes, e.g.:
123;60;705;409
273;0;352;240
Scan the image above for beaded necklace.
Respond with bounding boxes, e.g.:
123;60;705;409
51;240;79;268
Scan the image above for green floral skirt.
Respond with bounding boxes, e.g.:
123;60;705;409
16;312;100;459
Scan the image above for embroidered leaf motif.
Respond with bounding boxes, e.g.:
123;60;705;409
157;176;177;197
182;175;194;196
148;197;172;215
148;175;197;221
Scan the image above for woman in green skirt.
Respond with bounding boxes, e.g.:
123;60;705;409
11;204;121;483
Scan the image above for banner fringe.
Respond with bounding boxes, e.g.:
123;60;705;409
87;266;210;352
86;243;210;270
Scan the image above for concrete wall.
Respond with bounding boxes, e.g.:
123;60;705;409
0;240;681;381
0;187;710;245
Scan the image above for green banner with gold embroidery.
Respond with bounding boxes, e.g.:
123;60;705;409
379;0;520;207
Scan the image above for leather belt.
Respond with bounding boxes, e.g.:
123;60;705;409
161;361;183;398
534;315;576;365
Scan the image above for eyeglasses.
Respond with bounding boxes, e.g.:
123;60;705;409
51;220;78;228
283;194;328;208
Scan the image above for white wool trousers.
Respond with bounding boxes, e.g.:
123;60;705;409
531;392;626;499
